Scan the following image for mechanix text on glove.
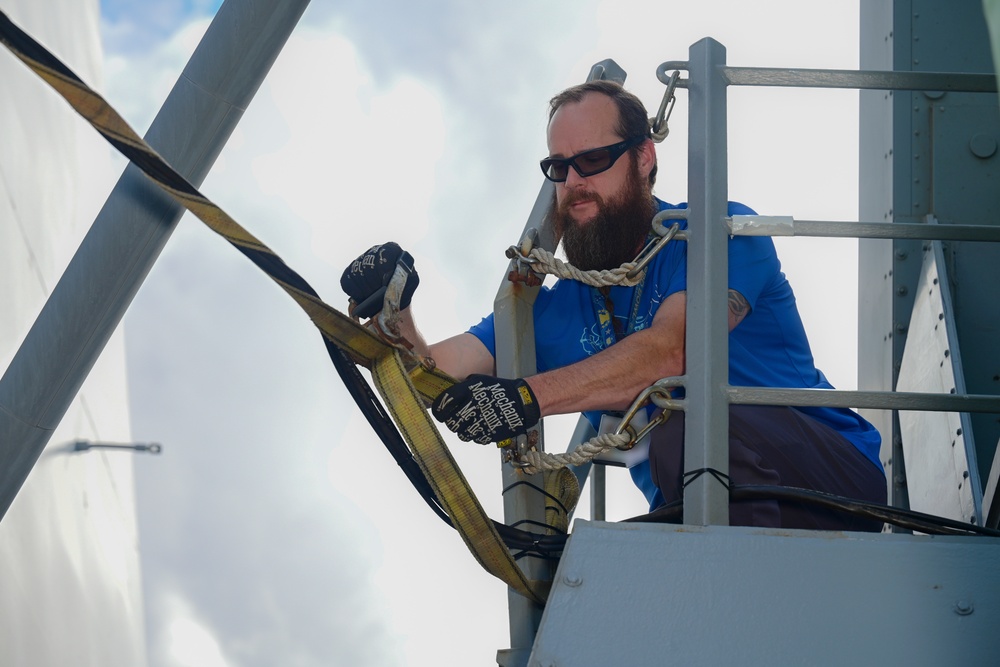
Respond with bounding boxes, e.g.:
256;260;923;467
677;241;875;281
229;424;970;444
431;375;541;445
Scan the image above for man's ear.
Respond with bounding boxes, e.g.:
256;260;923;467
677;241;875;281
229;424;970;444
637;138;657;180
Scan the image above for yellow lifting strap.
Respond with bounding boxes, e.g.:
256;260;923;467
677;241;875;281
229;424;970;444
0;11;558;604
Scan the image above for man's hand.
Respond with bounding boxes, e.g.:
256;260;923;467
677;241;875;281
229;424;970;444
340;242;419;318
432;375;541;445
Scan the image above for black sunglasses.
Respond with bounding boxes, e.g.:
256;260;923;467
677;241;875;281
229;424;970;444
539;135;645;183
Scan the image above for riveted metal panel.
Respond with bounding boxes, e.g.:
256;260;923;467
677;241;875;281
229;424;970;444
860;0;1000;513
897;242;982;524
531;521;1000;666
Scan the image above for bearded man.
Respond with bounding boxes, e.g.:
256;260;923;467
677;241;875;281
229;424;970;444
341;80;886;531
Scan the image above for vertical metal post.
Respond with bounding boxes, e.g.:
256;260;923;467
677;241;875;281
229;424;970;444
590;466;607;522
683;38;730;526
495;59;625;667
0;0;311;520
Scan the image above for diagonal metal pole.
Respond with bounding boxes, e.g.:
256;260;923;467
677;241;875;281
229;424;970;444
494;59;626;667
0;0;311;521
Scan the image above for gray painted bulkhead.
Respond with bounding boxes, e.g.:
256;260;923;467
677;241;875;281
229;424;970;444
533;521;1000;667
859;0;1000;514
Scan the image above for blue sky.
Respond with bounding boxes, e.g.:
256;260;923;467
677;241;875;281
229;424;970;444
100;0;222;51
97;2;863;666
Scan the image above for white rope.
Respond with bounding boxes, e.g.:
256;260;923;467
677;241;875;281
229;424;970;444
520;431;633;474
527;247;644;287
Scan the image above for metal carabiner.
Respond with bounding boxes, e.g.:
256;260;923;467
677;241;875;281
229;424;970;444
627;212;684;280
650;70;680;143
612;384;672;450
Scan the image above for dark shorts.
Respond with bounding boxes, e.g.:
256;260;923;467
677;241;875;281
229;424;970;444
648;404;887;532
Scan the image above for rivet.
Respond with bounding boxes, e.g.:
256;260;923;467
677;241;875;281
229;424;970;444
969;133;997;159
954;600;974;616
564;574;583;587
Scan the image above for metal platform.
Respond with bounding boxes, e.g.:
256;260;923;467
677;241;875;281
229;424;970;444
531;520;1000;666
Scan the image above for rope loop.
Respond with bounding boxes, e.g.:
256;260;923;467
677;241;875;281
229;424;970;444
519;431;633;474
516;212;683;289
517;385;674;473
525;248;645;287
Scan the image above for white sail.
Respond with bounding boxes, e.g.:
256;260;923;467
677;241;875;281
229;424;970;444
0;2;146;665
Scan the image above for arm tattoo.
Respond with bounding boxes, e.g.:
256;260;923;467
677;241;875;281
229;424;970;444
728;289;750;327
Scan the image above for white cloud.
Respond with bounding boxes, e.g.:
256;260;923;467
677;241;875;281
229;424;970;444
168;617;230;667
152;593;231;667
246;28;446;264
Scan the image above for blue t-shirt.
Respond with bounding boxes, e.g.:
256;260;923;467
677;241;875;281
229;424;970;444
469;200;883;508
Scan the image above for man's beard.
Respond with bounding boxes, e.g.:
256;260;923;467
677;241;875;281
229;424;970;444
551;160;657;272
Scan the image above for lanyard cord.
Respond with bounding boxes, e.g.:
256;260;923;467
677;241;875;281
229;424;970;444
591;265;648;350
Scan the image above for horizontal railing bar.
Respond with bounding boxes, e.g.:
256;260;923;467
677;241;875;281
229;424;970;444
728;217;1000;242
723;67;998;92
655;63;998;93
728;387;1000;413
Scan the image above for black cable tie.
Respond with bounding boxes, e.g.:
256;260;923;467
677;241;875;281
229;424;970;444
512;549;561;562
502;479;570;516
682;467;731;491
509;518;567;535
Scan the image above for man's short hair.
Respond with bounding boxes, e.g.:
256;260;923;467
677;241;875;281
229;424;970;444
548;80;657;186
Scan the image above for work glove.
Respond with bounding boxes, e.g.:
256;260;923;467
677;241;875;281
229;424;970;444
432;375;541;445
340;242;419;319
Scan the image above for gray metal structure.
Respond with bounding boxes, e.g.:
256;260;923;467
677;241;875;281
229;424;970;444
494;59;626;667
0;0;311;521
534;522;1000;666
859;0;1000;516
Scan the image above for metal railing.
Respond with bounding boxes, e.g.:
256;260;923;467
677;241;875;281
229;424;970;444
656;38;1000;526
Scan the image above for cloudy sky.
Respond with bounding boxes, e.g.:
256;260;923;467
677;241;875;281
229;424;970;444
92;1;862;665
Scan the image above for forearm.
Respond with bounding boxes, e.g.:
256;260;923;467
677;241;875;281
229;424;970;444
525;327;684;417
